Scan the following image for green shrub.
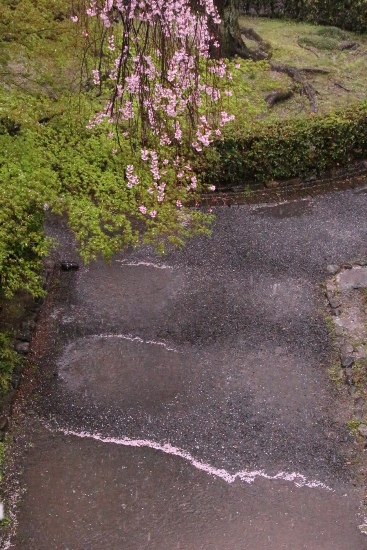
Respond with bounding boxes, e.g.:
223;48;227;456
0;332;20;393
298;35;339;51
242;1;367;33
0;131;58;298
201;101;367;187
316;26;347;40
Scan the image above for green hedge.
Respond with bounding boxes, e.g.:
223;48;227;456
202;101;367;188
242;1;367;33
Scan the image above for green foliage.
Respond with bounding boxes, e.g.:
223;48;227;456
316;27;348;40
0;129;59;298
242;0;367;32
202;101;367;187
0;333;20;393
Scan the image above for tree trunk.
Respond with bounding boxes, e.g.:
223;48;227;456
214;0;269;60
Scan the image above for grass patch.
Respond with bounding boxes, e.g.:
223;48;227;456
347;419;361;434
238;17;367;118
298;35;340;51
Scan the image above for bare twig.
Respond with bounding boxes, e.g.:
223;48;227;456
334;81;351;92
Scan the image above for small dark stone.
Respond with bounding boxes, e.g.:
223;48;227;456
0;432;5;442
60;262;79;271
345;375;353;386
15;341;29;355
331;308;341;316
341;355;354;368
17;331;31;343
0;416;9;432
326;264;339;275
13;364;23;376
343;263;353;270
11;373;21;389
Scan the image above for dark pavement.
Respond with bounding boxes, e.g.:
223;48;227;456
6;184;367;549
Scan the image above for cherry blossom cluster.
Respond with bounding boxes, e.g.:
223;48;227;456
73;0;234;218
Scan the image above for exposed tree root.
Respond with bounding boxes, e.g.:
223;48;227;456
230;34;268;60
265;87;295;107
270;62;317;112
299;67;330;75
240;26;272;58
231;27;319;112
340;40;358;51
334;81;351;92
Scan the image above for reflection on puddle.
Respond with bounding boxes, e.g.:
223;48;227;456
252;199;313;219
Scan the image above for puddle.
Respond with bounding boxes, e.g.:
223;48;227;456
57;335;190;411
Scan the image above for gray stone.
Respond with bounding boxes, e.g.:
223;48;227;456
15;341;29;355
329;297;342;309
339;267;367;290
358;425;367;437
341;356;354;368
345;367;354;377
331;308;341;316
340;344;354;355
335;326;344;336
355;397;366;409
326;265;339;275
349;386;358;397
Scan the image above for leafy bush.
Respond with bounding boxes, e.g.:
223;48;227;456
202;101;367;187
0;130;58;298
0;333;20;393
242;0;367;33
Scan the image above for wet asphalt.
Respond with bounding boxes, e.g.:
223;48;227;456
8;183;367;549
